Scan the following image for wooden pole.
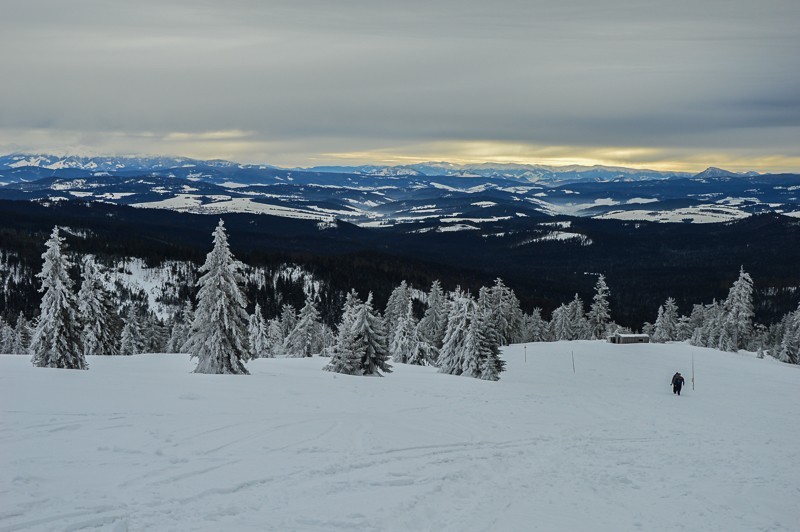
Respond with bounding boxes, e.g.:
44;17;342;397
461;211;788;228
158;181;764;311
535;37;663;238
692;352;695;391
524;345;527;363
571;351;575;373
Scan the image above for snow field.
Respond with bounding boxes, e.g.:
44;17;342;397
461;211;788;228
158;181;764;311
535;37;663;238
1;341;799;531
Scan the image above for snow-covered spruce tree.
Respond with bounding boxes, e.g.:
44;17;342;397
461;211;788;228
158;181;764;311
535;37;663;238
456;291;506;380
0;318;15;353
418;280;448;350
166;301;194;353
119;305;146;355
143;310;169;353
283;294;323;357
30;227;86;370
777;304;800;364
720;267;754;352
485;278;523;345
350;293;392;376
438;289;475;376
652;298;679;343
384;280;411;334
265;318;284;357
12;312;32;355
407;322;438;366
390;300;417;364
318;324;336;357
78;257;121;356
568;294;591;340
690;300;723;349
324;289;363;374
183;220;250;375
248;303;270;359
752;323;768;360
652;305;666;342
520;308;548;343
279;303;297;341
676;315;693;341
549;303;569;341
588;275;611;340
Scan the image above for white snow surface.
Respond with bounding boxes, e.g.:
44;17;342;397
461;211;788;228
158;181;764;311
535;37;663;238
597;205;751;223
1;341;798;531
132;195;328;220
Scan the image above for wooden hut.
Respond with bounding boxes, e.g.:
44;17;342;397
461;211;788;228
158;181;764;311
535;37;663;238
607;333;650;344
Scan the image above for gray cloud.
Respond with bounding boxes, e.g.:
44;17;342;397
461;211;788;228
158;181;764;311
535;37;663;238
1;0;798;170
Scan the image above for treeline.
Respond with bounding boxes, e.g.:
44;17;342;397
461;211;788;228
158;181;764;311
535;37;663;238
7;223;800;375
1;200;799;331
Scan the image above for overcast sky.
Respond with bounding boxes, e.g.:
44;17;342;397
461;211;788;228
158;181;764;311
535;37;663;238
1;0;798;171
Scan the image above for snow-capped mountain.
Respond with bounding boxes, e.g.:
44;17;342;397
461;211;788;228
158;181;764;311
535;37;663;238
0;154;241;172
1;153;798;225
307;161;692;183
692;166;760;179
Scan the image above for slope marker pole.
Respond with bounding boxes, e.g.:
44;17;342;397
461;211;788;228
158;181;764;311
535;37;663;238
571;350;575;374
692;352;695;391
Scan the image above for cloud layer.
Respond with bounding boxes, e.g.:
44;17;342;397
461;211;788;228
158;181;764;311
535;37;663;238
1;0;799;171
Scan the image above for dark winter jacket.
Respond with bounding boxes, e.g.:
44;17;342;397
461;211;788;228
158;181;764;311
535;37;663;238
671;373;685;387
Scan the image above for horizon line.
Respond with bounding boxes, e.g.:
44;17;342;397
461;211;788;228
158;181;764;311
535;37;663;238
1;151;783;176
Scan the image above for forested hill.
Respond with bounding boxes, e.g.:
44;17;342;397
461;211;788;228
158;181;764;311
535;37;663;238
0;199;798;328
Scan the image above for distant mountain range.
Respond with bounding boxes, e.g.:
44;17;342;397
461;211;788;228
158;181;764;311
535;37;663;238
1;153;799;326
0;153;797;226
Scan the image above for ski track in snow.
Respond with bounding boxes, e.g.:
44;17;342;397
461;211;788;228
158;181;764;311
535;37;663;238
1;342;799;531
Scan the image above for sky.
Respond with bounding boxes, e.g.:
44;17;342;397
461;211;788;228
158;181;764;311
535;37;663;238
1;0;799;172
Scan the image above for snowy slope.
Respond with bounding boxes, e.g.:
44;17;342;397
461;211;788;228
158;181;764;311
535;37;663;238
1;341;798;531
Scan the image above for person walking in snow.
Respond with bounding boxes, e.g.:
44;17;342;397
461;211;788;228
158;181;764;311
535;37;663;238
671;372;685;396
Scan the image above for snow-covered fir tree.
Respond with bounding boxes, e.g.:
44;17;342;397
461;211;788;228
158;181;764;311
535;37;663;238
588;275;612;340
406;322;438;366
318;323;336;357
30;227;86;370
12;312;31;354
417;280;448;350
78;257;121;356
384;281;412;335
462;290;506;380
265;318;284;357
283;294;323;357
438;289;475;376
519;308;548;343
350;293;392;375
390;300;416;364
166;301;194;353
688;269;756;353
777;304;800;364
143;310;169;353
0;318;15;353
676;315;693;341
568;294;591;340
279;304;297;341
325;290;363;374
119;305;147;355
485;278;523;345
720;267;754;352
549;295;590;341
690;300;721;350
248;303;270;358
549;303;570;341
652;298;679;343
183;220;250;375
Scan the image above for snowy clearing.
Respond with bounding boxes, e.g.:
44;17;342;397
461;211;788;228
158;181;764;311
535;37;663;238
596;205;750;223
1;341;799;531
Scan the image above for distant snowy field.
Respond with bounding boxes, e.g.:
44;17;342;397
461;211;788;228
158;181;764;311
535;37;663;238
2;342;799;531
